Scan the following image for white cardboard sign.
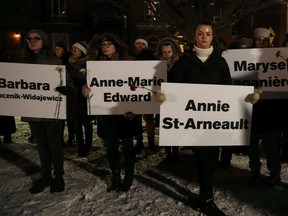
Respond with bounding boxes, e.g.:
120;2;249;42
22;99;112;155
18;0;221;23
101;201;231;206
86;60;167;115
0;62;66;119
159;83;253;146
222;47;288;99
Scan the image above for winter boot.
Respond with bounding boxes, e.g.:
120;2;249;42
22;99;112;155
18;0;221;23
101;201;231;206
249;170;261;185
120;150;135;192
50;174;65;193
107;150;122;192
266;171;281;186
200;199;226;216
120;176;133;192
29;173;52;194
107;170;121;192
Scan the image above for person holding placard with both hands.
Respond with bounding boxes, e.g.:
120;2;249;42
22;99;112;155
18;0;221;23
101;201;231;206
168;20;261;216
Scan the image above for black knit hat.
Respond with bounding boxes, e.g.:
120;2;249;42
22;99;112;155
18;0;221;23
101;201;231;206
26;29;48;46
55;41;67;50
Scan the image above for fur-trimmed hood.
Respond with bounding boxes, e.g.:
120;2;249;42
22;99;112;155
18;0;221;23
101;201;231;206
155;37;181;59
87;32;130;60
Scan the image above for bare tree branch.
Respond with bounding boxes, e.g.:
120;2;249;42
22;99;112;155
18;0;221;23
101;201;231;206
144;0;285;41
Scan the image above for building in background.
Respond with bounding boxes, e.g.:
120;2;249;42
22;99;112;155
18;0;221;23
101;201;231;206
0;0;287;61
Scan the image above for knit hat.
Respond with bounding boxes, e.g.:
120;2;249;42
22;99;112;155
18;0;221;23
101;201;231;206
72;41;87;55
236;37;253;48
134;38;148;48
26;29;48;46
55;41;67;50
254;28;270;39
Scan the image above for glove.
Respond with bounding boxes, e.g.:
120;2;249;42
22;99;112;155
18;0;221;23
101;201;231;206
245;89;262;104
155;89;166;105
55;86;74;95
124;111;135;120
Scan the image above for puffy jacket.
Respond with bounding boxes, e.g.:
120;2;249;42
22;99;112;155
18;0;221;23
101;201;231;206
169;48;232;85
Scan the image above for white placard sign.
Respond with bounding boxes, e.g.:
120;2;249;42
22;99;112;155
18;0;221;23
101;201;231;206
0;62;66;119
222;47;288;99
86;61;167;115
159;83;254;146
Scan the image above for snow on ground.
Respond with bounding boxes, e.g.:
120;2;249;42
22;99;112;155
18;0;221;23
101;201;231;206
0;117;288;216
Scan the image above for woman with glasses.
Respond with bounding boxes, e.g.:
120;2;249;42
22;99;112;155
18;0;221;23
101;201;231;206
84;32;139;192
19;29;67;194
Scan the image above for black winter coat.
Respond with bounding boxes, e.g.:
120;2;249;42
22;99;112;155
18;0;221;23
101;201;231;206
97;115;141;139
251;99;285;132
0;116;16;135
66;63;89;122
169;49;232;85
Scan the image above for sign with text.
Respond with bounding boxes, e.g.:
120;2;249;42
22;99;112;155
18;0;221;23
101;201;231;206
159;83;253;146
222;47;288;99
0;62;66;119
86;61;167;115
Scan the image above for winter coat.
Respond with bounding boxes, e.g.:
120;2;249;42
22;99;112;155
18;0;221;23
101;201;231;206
0;50;16;135
20;50;64;122
97;115;141;139
0;116;16;135
251;99;285;132
169;48;232;85
66;58;89;122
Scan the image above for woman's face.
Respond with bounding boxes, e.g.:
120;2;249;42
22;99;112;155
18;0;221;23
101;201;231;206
161;45;173;60
26;33;44;53
71;46;83;58
194;24;213;49
254;37;270;48
134;42;147;54
54;46;64;58
100;41;116;58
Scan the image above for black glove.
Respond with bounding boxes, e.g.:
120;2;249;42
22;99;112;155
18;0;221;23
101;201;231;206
55;86;74;95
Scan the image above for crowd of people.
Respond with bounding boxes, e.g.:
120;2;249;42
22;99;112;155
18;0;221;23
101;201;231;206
1;20;288;216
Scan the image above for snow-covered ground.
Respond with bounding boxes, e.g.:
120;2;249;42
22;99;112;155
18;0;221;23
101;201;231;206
0;117;288;216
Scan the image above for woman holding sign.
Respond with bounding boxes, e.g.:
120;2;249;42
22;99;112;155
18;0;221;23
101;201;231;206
84;32;139;192
20;29;66;194
168;20;231;216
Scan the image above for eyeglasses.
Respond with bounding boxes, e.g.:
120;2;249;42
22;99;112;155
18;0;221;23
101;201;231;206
26;37;42;42
100;42;114;48
71;48;81;52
